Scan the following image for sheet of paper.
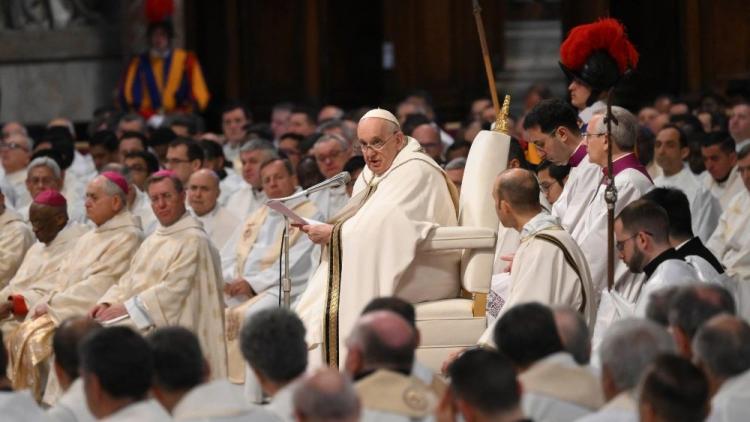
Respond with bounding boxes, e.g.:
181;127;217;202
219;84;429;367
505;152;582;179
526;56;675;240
266;199;322;226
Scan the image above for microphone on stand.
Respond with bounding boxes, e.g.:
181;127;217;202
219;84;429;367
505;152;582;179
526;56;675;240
276;171;351;202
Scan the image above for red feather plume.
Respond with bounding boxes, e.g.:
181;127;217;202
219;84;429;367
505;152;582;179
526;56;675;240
560;18;639;75
145;0;174;23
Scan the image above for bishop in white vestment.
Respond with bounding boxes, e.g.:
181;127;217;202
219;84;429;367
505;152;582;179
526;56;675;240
0;198;33;288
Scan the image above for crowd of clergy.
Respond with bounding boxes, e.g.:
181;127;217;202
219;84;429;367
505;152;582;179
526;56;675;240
2;43;750;422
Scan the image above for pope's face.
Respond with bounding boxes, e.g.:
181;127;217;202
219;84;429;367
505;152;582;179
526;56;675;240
357;118;404;176
148;178;186;227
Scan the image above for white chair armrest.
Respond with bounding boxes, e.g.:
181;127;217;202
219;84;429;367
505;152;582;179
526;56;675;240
419;226;497;251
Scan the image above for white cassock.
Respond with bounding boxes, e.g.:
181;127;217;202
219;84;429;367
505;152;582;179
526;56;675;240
218;168;244;207
575;391;637;422
192;204;240;252
0;390;48;422
707;368;750;422
0;222;87;337
130;187;157;236
97;213;227;378
479;213;596;346
570;154;653;302
220;194;320;389
61;173;87;223
70;150;97;182
225;184;267;220
223;144;242;173
97;400;170;422
0;207;34;288
6;210;142;397
707;190;750;282
654;164;721;242
296;137;459;368
265;379;298;422
171;380;280;422
4;169;31;209
552;151;603;236
519;352;604;422
47;378;95;422
309;184;349;222
702;166;745;211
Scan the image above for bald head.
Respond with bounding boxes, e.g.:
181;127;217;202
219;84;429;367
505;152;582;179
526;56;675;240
293;368;360;422
346;310;417;375
187;169;220;217
29;201;68;244
494;168;541;231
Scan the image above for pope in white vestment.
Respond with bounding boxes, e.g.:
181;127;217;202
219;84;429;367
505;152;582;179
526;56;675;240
296;109;459;368
0;205;33;288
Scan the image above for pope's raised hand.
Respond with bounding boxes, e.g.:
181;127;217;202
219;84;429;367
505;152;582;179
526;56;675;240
301;223;334;245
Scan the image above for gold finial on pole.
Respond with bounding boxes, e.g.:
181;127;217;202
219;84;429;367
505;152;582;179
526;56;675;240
494;94;511;134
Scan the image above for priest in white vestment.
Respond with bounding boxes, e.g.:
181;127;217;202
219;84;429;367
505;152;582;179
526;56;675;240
188;169;239;251
479;169;596;346
309;134;352;221
221;158;321;385
7;172;143;397
707;148;750;286
19;157;86;224
700;135;745;210
91;170;227;378
0;191;86;338
0;188;33;288
571;109;653;302
612;199;698;318
297;108;459;368
225;140;276;220
1;133;33;209
653;125;721;242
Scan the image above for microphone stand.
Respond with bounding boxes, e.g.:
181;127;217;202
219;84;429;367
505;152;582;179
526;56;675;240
274;171;351;309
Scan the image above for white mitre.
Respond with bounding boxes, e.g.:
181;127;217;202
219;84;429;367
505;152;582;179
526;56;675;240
359;108;401;128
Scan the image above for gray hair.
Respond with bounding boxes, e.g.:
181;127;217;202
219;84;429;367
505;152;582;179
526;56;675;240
600;318;675;392
28;157;62;179
99;175;128;204
313;133;350;152
293;369;360;422
552;306;590;365
592;106;638;150
318;119;355;143
693;316;750;379
445;157;466;171
239;138;277;160
6;133;34;151
119;112;146;128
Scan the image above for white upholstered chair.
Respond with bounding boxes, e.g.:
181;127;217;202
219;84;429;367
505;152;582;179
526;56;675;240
414;129;510;371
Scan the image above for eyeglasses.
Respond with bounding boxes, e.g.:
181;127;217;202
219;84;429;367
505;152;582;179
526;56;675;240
539;180;558;193
615;231;652;251
358;132;398;153
0;141;29;151
582;132;606;139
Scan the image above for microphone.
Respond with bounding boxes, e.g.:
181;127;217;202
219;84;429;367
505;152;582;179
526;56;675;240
276;171;351;202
